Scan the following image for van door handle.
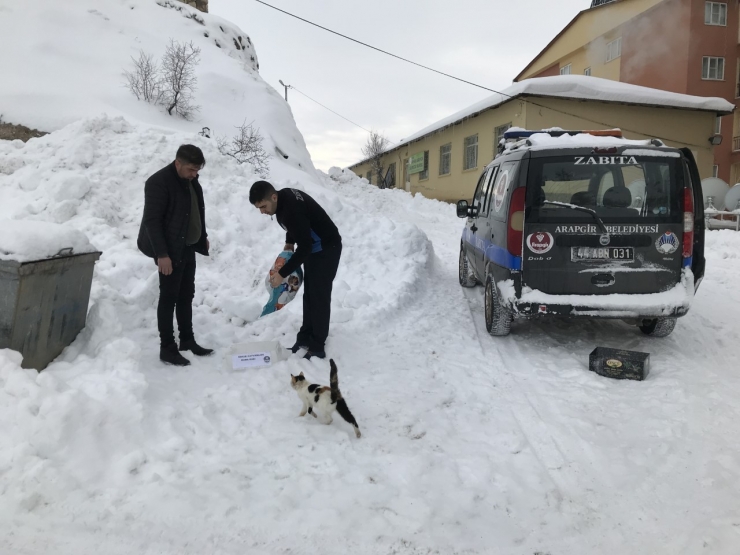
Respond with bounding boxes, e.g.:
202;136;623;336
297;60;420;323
471;224;478;233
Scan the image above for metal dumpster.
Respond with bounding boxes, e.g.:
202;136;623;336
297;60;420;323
0;251;101;370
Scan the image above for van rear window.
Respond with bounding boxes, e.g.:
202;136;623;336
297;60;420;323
525;155;684;224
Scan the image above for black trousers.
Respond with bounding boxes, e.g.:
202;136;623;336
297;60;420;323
297;243;342;352
157;247;196;347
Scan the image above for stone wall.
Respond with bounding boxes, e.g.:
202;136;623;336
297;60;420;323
179;0;208;13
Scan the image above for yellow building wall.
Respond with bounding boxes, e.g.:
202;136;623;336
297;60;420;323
519;0;664;80
350;96;717;203
351;100;527;203
523;97;715;178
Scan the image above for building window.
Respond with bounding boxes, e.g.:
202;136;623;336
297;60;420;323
439;143;451;175
702;56;725;80
560;64;572;75
384;162;396;188
584;67;592;76
464;134;478;170
494;123;511;155
366;171;372;184
713;165;719;178
705;2;727;25
419;151;429;180
715;116;722;135
606;37;622;63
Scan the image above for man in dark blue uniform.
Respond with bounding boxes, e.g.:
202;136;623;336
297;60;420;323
250;181;342;359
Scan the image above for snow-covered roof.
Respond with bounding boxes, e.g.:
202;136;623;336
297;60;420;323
352;75;734;166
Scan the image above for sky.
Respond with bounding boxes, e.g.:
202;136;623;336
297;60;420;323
212;0;594;171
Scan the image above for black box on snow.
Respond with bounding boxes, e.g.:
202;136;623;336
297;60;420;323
589;347;650;381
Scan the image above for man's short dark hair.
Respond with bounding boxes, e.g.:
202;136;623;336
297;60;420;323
250;180;277;204
176;144;206;167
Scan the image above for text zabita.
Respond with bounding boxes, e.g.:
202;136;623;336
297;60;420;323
574;156;639;165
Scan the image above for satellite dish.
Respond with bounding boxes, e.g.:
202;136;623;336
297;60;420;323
724;184;740;213
701;177;730;211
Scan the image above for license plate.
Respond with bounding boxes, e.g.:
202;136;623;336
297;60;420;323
571;247;634;261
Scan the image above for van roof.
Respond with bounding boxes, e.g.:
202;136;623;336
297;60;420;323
495;128;681;159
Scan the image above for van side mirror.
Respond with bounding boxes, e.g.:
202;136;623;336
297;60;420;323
456;200;470;218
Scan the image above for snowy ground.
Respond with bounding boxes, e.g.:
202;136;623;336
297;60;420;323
2;122;740;554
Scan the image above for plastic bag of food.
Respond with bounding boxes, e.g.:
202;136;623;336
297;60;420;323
260;251;303;317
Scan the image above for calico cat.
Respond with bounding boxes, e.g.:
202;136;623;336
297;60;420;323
290;359;361;438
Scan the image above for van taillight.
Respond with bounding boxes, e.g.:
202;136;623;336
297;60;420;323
508;187;526;256
683;187;694;260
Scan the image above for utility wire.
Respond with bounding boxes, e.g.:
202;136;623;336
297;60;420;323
289;85;376;136
253;0;495;93
256;0;713;150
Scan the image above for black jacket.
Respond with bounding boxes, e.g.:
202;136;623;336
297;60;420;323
137;162;209;262
276;188;340;277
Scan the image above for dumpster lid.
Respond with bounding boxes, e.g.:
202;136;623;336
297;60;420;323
1;219;97;262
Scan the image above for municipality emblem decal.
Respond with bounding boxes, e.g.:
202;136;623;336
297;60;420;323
655;231;679;254
526;232;554;254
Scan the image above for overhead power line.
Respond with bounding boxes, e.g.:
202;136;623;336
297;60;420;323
255;1;714;150
253;0;496;93
289;85;375;136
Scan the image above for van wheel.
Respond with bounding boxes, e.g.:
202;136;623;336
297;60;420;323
485;275;511;336
459;247;477;288
639;317;677;337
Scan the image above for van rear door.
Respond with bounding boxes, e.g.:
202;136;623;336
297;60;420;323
522;150;686;295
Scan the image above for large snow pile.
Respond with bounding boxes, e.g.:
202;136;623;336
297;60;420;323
0;117;436;552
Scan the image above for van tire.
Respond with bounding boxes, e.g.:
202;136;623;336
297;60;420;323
459;246;477;288
485;275;511;336
639;317;676;337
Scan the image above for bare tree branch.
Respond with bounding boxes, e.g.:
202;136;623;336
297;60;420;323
217;120;270;178
361;131;391;188
160;40;201;120
123;50;162;103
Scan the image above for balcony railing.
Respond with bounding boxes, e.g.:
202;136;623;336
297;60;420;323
733;136;740;151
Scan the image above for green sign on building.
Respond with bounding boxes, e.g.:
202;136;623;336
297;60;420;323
408;152;425;174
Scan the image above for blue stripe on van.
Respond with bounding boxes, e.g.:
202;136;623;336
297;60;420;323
462;228;522;271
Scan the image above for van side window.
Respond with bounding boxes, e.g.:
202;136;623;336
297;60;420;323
481;166;500;215
472;168;490;212
489;161;518;221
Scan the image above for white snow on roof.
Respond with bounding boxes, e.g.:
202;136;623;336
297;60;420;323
383;75;734;156
505;132;659;152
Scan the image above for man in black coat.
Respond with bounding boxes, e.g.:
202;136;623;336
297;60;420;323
138;144;213;366
249;181;341;360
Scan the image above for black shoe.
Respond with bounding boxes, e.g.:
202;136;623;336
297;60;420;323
303;350;326;360
160;343;191;366
291;342;309;354
179;339;214;356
